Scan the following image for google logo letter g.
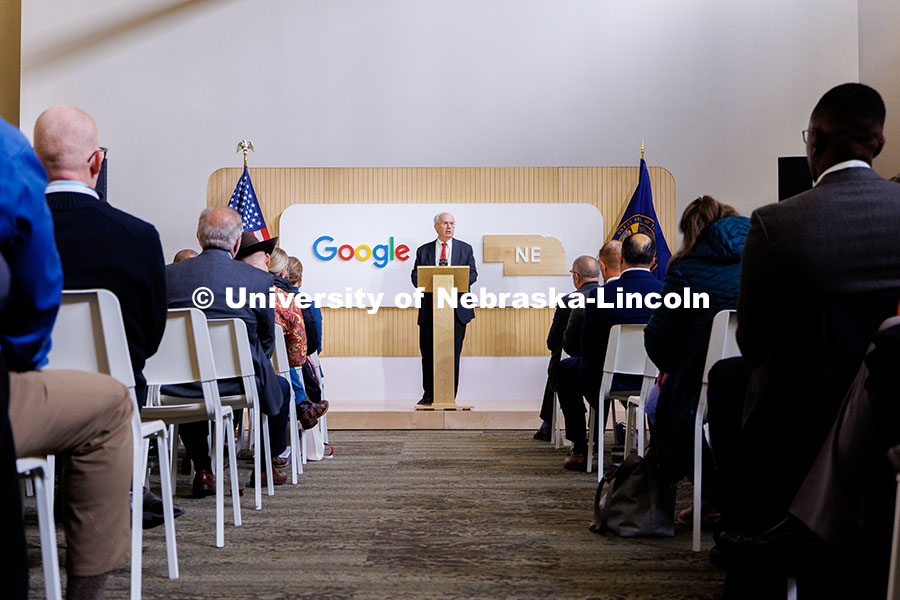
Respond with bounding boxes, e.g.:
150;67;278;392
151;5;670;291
313;235;410;269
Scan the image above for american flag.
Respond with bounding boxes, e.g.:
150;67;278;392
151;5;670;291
227;166;270;240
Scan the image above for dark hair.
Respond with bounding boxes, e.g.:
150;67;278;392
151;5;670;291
812;83;885;128
811;84;885;158
622;233;655;266
670;196;739;265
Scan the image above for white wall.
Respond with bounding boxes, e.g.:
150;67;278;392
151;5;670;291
858;0;900;179
21;0;860;258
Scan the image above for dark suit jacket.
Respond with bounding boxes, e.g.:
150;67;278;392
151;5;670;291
165;248;282;415
411;238;478;326
580;269;662;383
560;281;601;357
734;166;900;528
48;190;167;393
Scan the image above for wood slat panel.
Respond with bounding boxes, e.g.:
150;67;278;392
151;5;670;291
207;166;676;357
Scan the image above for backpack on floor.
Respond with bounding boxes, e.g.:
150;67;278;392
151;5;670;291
592;451;675;538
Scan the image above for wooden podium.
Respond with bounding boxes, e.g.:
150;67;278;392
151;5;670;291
415;266;473;411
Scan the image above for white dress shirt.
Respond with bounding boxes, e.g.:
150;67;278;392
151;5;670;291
435;238;453;266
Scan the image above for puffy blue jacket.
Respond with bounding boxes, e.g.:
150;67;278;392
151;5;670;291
644;215;750;484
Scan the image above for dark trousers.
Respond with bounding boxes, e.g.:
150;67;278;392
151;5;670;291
0;354;27;598
181;375;292;471
419;319;466;400
556;357;601;453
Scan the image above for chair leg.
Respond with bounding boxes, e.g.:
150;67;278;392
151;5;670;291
46;455;55;511
597;399;606;483
130;420;143;600
586;405;595;474
692;412;705;552
155;431;179;580
288;396;301;482
252;407;262;511
261;414;274;496
214;415;224;548
624;402;634;456
224;412;242;528
320;414;330;450
637;401;646;458
787;575;798;600
300;428;307;464
32;465;62;600
169;424;179;491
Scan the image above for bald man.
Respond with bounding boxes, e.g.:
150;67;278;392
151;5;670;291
558;234;662;471
411;212;478;406
597;240;622;283
36;106;167;408
35;106;174;527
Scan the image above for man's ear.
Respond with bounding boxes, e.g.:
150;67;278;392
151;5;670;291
873;134;886;159
230;235;241;258
89;152;103;178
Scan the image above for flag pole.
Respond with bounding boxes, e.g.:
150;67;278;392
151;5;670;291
641;139;645;160
236;139;255;168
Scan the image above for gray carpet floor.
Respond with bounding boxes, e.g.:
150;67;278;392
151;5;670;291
25;430;725;599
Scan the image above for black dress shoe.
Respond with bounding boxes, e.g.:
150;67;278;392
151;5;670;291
533;427;551;441
142;488;185;529
416;396;433;406
717;516;829;568
191;470;215;498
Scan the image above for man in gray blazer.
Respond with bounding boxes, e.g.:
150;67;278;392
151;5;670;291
710;83;900;592
166;207;291;494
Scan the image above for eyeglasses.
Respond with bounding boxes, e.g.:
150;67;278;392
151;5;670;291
569;269;581;276
87;147;108;163
801;129;813;144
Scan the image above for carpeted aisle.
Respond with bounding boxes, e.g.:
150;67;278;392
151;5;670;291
25;430;725;599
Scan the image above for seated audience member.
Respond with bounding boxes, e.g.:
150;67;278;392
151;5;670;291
166;211;291;491
1;117;133;600
288;257;325;405
557;235;662;471
267;248;327;432
173;248;198;263
33;105;179;528
705;83;900;593
720;316;900;598
534;248;618;441
642;196;749;522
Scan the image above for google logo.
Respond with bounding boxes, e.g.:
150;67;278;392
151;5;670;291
312;235;410;269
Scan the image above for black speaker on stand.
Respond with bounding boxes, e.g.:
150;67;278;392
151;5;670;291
778;156;812;201
95;157;108;201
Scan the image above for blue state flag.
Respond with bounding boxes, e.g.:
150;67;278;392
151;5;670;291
227;166;270;240
612;158;671;280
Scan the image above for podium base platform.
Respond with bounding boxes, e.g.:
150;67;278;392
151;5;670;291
415;404;473;411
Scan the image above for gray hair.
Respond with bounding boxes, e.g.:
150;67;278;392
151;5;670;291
197;207;242;251
434;212;453;225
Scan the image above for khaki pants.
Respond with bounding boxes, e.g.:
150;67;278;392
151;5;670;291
9;370;133;576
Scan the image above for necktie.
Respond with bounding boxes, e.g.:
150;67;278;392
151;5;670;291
440;242;447;263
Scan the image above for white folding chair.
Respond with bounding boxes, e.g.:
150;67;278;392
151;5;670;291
692;309;739;552
17;457;61;600
307;351;329;448
624;354;660;457
206;318;274;509
272;326;303;483
143;308;242;548
46;289;179;598
552;350;572;450
587;324;648;482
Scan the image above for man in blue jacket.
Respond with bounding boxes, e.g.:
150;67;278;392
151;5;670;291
558;234;662;471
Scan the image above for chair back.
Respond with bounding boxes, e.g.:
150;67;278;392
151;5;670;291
701;310;739;385
602;324;650;376
206;319;255;379
46;289;135;389
144;308;217;386
272;325;290;377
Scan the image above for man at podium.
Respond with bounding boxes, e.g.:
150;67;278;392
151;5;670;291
411;212;478;406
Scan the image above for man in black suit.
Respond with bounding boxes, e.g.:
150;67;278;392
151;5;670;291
535;243;622;441
410;212;477;406
709;83;900;592
166;207;291;493
33;105;177;529
558;235;661;470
